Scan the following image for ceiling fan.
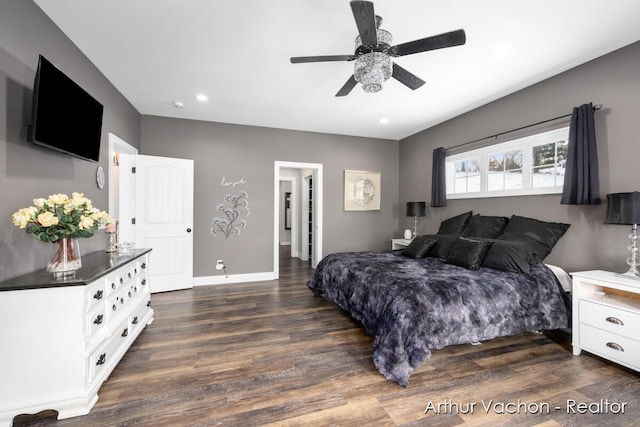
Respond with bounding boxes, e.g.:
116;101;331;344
290;1;466;97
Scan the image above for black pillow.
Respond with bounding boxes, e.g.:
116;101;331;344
402;236;437;258
497;215;570;262
480;239;536;274
444;237;493;270
462;215;509;239
424;234;460;259
437;211;473;235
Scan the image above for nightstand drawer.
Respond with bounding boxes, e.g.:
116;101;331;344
579;324;640;369
579;299;640;337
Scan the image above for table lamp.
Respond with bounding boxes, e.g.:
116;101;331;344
406;201;426;238
605;192;640;278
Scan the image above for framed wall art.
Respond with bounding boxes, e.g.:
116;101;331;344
344;170;381;211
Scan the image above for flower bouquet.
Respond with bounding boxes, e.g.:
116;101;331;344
12;192;113;276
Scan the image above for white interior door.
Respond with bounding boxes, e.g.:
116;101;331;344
133;154;194;293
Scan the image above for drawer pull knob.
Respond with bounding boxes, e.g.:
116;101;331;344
606;342;624;352
121;328;129;337
120;278;124;284
141;262;146;269
605;316;624;326
93;314;103;325
93;290;103;300
112;304;117;311
111;282;116;289
132;316;139;325
141;279;147;286
96;353;106;365
147;300;151;307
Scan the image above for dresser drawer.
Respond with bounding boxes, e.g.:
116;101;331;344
85;302;107;340
107;285;130;320
129;296;151;334
579;323;640;370
105;263;137;296
579;299;640;338
88;320;130;383
85;280;106;311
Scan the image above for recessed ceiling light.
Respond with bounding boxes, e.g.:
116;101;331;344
379;117;390;125
172;101;184;108
490;45;513;59
195;94;209;102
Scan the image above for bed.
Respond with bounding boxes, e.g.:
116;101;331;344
307;212;572;387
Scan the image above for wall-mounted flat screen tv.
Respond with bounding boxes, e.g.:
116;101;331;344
28;55;104;162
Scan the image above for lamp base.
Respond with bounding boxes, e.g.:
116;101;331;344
615;269;640;281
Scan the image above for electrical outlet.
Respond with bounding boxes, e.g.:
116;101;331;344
216;260;225;270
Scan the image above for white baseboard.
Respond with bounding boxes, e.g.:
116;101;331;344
193;271;277;286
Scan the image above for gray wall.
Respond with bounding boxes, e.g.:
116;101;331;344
3;1;637;282
0;1;141;281
399;41;640;273
140;116;399;277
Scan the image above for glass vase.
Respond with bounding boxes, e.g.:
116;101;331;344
47;237;82;278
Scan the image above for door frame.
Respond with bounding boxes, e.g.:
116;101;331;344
274;161;323;276
108;133;138;240
279;175;297;258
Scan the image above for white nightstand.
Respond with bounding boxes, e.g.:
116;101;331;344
571;270;640;372
391;238;412;250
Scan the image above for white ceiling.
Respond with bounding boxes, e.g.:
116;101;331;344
34;0;640;141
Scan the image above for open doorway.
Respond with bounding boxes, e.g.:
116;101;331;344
274;161;323;278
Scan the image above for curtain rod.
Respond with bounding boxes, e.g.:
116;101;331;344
446;103;603;152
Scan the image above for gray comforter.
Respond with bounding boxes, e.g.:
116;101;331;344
307;250;571;387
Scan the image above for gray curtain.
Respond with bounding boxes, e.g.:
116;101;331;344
561;102;601;205
431;147;447;207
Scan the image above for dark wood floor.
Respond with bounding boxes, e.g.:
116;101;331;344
14;247;640;426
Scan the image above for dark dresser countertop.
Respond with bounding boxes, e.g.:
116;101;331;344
0;248;152;291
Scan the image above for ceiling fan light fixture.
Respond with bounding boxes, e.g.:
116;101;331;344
355;28;393;50
354;52;392;93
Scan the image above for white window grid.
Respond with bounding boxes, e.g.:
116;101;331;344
446;126;569;199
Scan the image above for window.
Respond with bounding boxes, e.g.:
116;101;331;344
446;127;569;199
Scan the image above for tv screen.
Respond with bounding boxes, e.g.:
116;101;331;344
28;55;104;162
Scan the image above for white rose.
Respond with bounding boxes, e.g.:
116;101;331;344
37;211;59;227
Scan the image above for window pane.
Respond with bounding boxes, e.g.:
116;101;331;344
533;143;555;167
468;174;481;192
455;178;467;193
466;159;480;173
532;166;556;187
557;140;568;162
488;153;504;172
505;170;522;189
505;150;522;170
488;171;503;191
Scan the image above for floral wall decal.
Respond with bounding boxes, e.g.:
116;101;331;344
210;190;250;239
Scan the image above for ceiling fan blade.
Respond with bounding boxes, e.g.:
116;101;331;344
291;55;356;64
392;63;425;90
350;1;378;47
389;29;466;57
335;75;358;97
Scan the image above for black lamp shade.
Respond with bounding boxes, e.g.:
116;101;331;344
406;201;426;217
605;192;640;225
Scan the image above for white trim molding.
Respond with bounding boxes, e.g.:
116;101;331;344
193;272;277;286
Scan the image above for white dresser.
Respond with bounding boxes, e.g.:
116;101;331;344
0;249;154;426
571;270;640;372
